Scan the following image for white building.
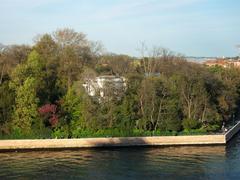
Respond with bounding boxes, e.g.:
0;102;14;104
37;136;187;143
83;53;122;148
83;75;126;98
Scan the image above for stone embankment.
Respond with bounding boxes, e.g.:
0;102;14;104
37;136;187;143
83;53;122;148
0;121;239;150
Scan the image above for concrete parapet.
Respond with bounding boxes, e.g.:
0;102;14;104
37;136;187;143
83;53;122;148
0;135;225;150
0;121;240;150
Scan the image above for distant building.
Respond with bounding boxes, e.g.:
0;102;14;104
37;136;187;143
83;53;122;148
204;59;228;68
204;58;240;68
232;61;240;67
83;75;126;99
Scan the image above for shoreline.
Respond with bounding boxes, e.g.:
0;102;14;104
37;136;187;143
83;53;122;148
0;121;239;151
0;135;226;150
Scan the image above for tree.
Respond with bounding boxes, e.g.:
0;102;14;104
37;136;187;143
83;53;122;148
173;65;223;130
213;68;240;122
12;77;39;134
0;82;15;134
0;45;31;84
34;34;58;61
97;54;134;76
117;73;143;131
138;77;158;130
179;75;205;120
38;104;58;128
10;50;43;89
138;43;177;76
10;51;43;134
53;28;92;89
34;34;62;104
60;87;82;137
138;75;182;131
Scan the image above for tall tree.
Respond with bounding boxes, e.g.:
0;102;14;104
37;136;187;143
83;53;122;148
53;28;91;89
34;34;62;104
10;50;43;88
12;77;39;134
0;45;31;84
10;51;43;134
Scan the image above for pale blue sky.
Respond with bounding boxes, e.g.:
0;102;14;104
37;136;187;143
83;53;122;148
0;0;239;57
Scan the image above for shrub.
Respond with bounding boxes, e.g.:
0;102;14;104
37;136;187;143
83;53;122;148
52;126;69;139
166;119;182;132
182;118;199;130
38;104;59;127
178;129;207;135
202;124;220;132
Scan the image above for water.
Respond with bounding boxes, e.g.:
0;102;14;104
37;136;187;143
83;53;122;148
1;134;240;180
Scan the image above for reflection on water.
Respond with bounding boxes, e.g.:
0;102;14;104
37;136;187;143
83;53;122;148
1;134;240;180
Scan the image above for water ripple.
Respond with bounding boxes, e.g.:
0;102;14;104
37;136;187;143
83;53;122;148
1;134;240;179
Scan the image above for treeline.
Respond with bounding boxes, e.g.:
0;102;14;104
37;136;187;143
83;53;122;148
1;28;240;139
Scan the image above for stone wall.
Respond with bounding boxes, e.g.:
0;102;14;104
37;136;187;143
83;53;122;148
1;121;240;150
0;135;225;150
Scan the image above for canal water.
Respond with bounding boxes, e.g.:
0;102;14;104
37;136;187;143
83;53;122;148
1;134;240;180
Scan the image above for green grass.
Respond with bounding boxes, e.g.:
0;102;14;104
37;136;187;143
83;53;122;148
51;128;210;139
0;128;212;140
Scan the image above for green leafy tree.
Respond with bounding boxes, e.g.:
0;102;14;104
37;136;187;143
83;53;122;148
53;28;92;89
60;87;82;137
10;50;43;88
117;74;142;131
137;75;182;131
9;50;43;135
12;77;39;134
34;34;62;104
215;68;240;121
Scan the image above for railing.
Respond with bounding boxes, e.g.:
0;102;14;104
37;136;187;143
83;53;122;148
225;120;240;142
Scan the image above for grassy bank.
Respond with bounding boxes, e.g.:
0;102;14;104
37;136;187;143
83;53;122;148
0;128;214;140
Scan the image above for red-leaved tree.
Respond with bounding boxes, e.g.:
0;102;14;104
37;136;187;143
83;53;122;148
38;104;58;127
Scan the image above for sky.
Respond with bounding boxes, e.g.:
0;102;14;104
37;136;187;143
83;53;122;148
0;0;240;57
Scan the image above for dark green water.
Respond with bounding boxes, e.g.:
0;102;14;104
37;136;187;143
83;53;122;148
1;134;240;180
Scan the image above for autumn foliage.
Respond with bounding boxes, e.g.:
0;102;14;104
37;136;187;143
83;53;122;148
38;104;58;127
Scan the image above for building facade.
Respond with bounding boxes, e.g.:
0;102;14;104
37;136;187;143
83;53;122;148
82;75;126;99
